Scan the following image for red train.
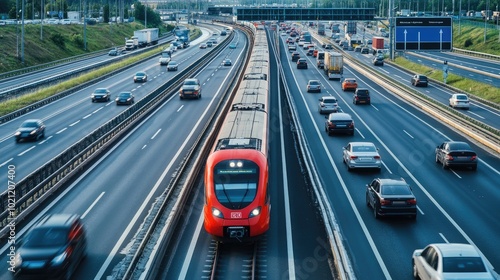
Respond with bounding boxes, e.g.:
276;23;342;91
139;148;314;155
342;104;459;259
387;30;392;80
204;26;271;242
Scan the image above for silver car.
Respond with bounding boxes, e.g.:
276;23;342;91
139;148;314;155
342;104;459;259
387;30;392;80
342;142;381;171
449;93;470;109
412;243;495;280
318;96;339;114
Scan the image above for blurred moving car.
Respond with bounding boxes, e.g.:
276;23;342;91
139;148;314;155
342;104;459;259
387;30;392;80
167;61;178;71
14;119;45;142
353;88;371;105
12;214;87;279
199;43;207;49
435;141;477;170
115;92;135;105
108;48;122;56
449;93;470;109
222;58;232;66
179;78;202;99
318;96;339;114
133;71;147;83
365;178;417;219
373;55;384;66
361;47;370;54
291;51;300;61
229;43;237;49
91;88;111;102
342;78;358;91
306;80;321;93
411;74;428;87
297;58;308;69
325;112;355;135
206;41;213;47
342;142;381;171
412;243;495;280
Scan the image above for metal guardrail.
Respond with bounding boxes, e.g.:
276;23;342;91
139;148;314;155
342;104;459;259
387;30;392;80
452;47;500;61
0;33;228;239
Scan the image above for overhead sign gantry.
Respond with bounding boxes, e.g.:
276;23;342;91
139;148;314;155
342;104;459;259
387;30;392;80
236;8;375;22
395;17;453;51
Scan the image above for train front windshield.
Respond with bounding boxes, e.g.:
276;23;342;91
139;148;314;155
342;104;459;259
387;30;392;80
214;160;259;210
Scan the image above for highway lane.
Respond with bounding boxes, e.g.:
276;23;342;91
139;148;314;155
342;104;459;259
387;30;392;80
161;29;334;279
0;27;233;191
280;34;500;279
0;28;247;279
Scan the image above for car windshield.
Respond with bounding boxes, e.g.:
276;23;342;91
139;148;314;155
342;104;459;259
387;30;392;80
136;73;145;77
309;81;320;85
184;80;197;85
353;145;376;152
94;89;107;93
456;95;468;100
119;93;131;97
357;90;369;95
21;121;38;128
345;79;355;83
442;257;487;272
448;142;471;150
323;99;337;103
381;185;411;195
24;227;68;248
169;61;177;65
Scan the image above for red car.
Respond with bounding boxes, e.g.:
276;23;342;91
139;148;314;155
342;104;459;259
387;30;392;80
342;78;358;91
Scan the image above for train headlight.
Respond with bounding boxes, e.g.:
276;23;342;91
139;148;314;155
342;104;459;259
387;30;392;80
249;207;261;218
212;207;223;218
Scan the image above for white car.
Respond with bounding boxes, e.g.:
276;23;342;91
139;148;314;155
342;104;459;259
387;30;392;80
449;93;470;109
342;142;381;171
412;243;495;280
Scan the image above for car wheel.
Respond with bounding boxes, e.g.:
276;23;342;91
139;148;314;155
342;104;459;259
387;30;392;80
413;261;420;279
366;193;371;207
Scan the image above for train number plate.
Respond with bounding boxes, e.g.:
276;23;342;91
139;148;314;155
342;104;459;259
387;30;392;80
231;212;242;219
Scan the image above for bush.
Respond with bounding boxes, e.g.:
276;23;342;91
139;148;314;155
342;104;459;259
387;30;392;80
51;33;66;49
71;33;84;48
464;38;473;48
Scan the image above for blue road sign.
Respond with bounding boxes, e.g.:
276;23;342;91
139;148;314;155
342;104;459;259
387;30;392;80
395;17;453;51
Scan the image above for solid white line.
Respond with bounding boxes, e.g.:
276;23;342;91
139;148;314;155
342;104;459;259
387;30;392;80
177;213;205;279
279;69;296;280
468;111;485;119
70;120;81;126
0;158;13;168
56;128;67;134
81;192;105;219
18;146;36;156
151;129;161;139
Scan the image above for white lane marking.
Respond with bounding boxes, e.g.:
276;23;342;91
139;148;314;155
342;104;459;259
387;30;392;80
451;169;462;178
468;111;485;119
177;213;205;279
403;130;414;139
177;105;184;112
417;206;425;215
439;233;449;243
356;128;366;139
142;145;147;150
38;136;52;144
0;158;13;168
151;129;161;140
382;161;392;174
70;120;81;126
81;192;105;219
93;107;103;114
56;128;67;134
371;104;379;111
83;114;92;119
18;146;36;156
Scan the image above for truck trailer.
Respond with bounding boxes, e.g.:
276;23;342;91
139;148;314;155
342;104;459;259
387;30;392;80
371;37;385;55
134;28;159;48
318;23;326;35
125;36;139;50
174;26;190;48
324;52;343;79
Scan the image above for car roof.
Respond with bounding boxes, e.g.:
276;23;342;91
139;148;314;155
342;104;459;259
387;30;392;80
344;78;356;82
432;243;481;258
35;214;80;228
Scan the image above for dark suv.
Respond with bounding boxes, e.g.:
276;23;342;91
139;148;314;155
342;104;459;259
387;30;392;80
324;112;354;135
291;51;300;62
365;178;417;219
353;88;371;105
411;74;428;87
13;214;87;279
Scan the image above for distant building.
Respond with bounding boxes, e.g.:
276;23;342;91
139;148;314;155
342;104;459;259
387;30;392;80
67;11;80;21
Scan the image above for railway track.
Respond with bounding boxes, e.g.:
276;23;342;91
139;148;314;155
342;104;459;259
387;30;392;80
206;238;268;280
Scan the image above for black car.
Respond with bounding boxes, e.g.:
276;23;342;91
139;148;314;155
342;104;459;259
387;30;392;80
366;178;417;219
411;74;428;87
297;58;308;69
133;71;148;83
435;141;478;170
291;51;300;62
361;47;370;54
115;92;135;105
372;56;384;66
108;48;121;56
91;88;111;102
15;119;45;142
12;214;87;279
324;112;355;135
353;88;371;105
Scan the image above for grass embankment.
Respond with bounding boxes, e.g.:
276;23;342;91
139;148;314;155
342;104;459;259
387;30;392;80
0;27;202;116
392;57;500;104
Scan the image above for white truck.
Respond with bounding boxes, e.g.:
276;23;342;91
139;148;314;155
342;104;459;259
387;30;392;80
134;28;159;48
324;52;343;79
125;36;138;50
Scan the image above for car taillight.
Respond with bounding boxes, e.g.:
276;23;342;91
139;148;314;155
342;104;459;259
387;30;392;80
373;156;381;159
350;156;358;160
380;198;391;205
348;121;354;128
470;155;477;161
328;122;335;128
446;154;454;161
407;198;417;205
354;96;359;100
